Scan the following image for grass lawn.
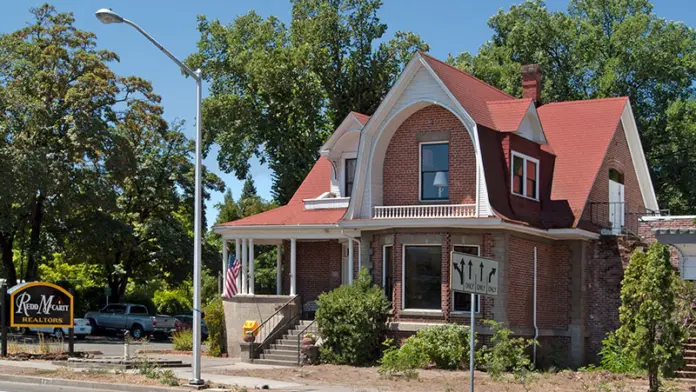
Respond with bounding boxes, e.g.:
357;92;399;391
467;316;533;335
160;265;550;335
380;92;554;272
215;364;694;391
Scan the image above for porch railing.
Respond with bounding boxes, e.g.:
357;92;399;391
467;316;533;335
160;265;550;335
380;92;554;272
373;204;476;219
249;295;300;361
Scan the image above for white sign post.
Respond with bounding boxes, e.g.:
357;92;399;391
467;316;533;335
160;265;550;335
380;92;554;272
451;251;499;392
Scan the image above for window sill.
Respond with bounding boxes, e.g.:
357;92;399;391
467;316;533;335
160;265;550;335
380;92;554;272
511;192;539;202
449;311;482;316
400;309;443;317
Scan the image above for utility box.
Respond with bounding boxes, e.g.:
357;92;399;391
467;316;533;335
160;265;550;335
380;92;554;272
242;320;259;336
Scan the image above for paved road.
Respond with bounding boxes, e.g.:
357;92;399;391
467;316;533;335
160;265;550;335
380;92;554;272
0;380;126;392
9;334;175;356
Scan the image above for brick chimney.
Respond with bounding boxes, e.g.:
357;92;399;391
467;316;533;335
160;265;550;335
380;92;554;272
521;64;542;104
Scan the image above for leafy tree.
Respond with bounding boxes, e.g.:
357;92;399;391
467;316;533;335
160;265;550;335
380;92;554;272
617;243;686;391
186;0;428;204
240;175;258;201
447;0;696;213
0;4;147;286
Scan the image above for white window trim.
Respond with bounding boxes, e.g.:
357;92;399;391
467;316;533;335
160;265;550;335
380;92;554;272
510;151;540;201
382;244;393;287
451;244;481;314
419;141;450;202
402;243;443;312
341;152;358;198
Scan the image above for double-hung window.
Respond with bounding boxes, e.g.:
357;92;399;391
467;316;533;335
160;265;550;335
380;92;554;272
452;245;480;313
420;142;449;201
511;151;539;200
344;158;357;197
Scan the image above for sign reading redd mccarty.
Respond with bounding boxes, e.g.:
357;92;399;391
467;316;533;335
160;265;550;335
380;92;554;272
10;282;73;328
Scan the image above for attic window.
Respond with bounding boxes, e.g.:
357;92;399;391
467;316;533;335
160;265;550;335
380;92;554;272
511;151;539;200
344;158;357;197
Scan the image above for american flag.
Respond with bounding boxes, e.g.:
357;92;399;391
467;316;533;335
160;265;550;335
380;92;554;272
223;252;240;298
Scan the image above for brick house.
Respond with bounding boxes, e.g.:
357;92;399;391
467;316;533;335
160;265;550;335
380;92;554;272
214;52;663;366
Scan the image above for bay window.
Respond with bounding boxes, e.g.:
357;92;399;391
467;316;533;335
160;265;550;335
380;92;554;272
403;245;442;310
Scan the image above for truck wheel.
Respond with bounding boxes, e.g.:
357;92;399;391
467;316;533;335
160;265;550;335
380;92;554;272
53;328;64;339
131;324;144;340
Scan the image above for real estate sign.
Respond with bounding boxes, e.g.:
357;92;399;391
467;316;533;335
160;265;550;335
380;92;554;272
450;251;499;296
9;282;73;328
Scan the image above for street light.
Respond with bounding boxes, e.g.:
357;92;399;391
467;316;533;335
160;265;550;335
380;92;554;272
96;8;205;386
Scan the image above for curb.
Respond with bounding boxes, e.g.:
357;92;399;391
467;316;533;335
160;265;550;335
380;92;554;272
0;373;191;391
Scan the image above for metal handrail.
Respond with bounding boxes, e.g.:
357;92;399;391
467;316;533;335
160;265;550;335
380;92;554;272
250;295;298;336
296;319;317;365
249;295;299;361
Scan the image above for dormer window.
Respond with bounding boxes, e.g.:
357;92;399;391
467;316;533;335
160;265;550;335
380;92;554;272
344;158;357;197
511;151;539;200
420;142;449;201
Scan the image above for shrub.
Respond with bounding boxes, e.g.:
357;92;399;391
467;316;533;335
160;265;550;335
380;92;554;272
476;320;534;380
316;268;390;365
598;332;642;374
172;329;193;351
203;298;226;357
378;338;429;379
153;284;192;315
159;369;180;386
415;324;472;369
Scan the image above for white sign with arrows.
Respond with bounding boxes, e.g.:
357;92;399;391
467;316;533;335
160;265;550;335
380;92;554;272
450;252;499;296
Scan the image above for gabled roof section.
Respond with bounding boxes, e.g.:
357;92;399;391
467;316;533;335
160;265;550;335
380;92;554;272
218;156;344;227
538;97;628;221
420;52;515;130
320;112;369;154
486;98;534;132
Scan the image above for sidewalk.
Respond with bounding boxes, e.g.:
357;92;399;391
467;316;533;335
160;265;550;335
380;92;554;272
0;357;368;392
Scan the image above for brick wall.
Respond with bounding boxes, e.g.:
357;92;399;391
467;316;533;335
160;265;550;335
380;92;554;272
507;236;570;329
383;105;477;206
281;240;342;302
580;123;645;232
585;238;624;362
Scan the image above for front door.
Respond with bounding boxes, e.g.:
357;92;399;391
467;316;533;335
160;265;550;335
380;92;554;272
609;178;625;234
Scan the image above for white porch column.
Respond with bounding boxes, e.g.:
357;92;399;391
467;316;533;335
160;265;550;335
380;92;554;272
348;240;354;285
276;244;282;295
248;239;255;295
235;239;241;292
221;239;228;296
290;238;297;296
241;238;248;294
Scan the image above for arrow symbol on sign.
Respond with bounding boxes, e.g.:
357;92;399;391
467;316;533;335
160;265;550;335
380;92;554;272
453;259;465;285
468;260;472;279
479;262;484;281
489;268;496;283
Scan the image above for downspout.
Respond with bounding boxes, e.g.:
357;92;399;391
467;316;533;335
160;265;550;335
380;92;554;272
341;230;362;280
533;246;539;368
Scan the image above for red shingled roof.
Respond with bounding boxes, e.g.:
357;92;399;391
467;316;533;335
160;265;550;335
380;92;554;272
420;52;515;130
538;97;628;223
351;112;370;125
218;156;345;227
486;99;533;132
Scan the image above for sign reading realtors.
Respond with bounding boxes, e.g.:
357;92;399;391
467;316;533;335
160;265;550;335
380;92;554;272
10;282;73;328
451;252;499;296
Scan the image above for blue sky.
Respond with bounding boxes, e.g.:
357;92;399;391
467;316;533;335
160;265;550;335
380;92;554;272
2;0;693;228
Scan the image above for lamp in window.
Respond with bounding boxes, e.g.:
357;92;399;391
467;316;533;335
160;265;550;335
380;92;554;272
433;171;448;199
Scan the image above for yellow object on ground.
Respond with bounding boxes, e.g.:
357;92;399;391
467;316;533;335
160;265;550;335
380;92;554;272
243;320;259;336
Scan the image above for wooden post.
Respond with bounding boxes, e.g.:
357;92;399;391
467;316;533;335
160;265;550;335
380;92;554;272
1;284;7;357
68;288;74;356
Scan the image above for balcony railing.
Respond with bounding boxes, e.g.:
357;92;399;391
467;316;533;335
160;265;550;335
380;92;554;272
373;204;476;219
588;202;667;236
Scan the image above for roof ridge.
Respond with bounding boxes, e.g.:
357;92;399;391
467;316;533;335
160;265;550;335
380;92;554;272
418;51;516;100
540;97;629;107
486;98;533;105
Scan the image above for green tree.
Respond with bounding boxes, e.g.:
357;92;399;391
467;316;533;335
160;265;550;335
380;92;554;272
617;243;686;391
447;0;696;213
186;0;428;204
240;175;258;201
0;5;158;286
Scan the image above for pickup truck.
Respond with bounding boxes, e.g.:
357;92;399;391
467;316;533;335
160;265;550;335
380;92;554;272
85;303;176;340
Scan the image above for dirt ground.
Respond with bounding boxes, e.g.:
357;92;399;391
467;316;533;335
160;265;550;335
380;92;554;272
0;364;184;388
217;364;695;392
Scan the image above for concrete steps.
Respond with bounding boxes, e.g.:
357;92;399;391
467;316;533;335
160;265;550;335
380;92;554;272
677;338;696;380
252;320;318;367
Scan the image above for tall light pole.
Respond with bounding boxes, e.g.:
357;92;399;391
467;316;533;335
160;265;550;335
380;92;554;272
95;8;205;386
